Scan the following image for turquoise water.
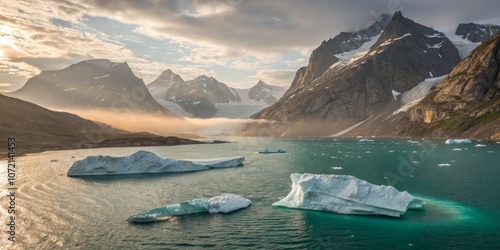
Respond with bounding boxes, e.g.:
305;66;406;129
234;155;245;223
1;137;499;249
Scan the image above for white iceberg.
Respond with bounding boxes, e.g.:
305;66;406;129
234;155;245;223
445;139;472;144
359;138;375;142
273;173;424;217
128;194;251;223
67;150;244;176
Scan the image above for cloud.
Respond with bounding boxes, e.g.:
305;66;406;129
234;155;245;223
2;0;500;91
251;70;297;86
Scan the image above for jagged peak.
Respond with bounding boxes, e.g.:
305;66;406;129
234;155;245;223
161;69;174;75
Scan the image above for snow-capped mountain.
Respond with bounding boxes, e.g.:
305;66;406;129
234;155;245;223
286;13;391;96
10;59;172;115
148;71;286;118
456;23;500;43
245;11;461;136
215;81;287;118
248;80;285;105
443;22;500;59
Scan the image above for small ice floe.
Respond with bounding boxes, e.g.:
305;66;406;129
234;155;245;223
388;150;395;153
128;194;251;223
438;163;451;167
445;139;472;144
359;138;374;142
474;144;486;147
451;148;462;151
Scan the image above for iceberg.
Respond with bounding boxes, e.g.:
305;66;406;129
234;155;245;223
445;139;472;144
67;150;244;176
273;173;424;217
359;138;375;142
128;194;251;223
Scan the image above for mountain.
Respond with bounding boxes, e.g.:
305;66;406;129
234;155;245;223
155;75;240;118
215;81;287;118
399;33;500;140
456;23;500;43
449;23;500;59
148;72;286;118
9;59;172;115
248;80;285;105
286;14;391;95
147;70;191;116
244;11;461;136
0;94;198;155
148;69;184;97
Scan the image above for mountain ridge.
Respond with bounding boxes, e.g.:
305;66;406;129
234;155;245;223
245;11;461;137
9;59;172;115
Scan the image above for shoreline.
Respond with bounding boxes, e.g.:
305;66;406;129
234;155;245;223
0;135;230;159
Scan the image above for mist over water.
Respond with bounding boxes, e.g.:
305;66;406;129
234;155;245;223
59;108;268;136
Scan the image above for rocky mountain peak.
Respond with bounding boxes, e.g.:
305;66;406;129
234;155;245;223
10;59;172;115
288;13;391;93
246;12;460;137
456;23;500;43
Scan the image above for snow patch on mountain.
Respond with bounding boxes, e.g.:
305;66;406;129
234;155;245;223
392;75;446;115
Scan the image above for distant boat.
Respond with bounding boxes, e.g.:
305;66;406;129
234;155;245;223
258;149;286;154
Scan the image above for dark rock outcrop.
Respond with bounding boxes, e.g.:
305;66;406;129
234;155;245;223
456;23;500;43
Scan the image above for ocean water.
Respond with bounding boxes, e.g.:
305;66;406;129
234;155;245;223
1;137;499;249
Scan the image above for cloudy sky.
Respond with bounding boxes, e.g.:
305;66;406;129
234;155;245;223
1;0;499;92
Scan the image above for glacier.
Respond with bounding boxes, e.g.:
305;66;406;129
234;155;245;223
445;139;472;144
67;150;244;176
273;173;424;217
128;194;252;223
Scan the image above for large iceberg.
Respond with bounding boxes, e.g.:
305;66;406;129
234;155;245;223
128;194;251;223
445;139;472;144
67;150;244;176
273;173;424;217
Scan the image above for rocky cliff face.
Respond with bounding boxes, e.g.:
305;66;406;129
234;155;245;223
456;23;500;43
10;59;171;115
401;33;500;140
287;14;391;94
246;12;460;137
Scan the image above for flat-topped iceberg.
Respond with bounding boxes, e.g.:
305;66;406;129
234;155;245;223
445;139;472;144
128;194;251;223
273;173;424;217
67;150;244;176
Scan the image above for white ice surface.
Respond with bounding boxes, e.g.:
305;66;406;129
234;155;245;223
208;194;252;213
392;75;447;115
445;139;472;144
67;150;244;176
128;194;251;223
273;173;423;217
